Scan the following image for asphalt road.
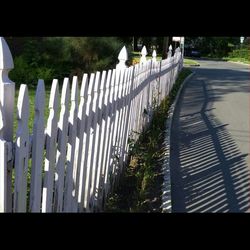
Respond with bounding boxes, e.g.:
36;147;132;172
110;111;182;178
170;60;250;212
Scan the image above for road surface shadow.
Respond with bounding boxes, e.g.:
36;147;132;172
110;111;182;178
170;77;250;212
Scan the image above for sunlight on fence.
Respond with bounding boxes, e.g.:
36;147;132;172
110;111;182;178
0;38;182;212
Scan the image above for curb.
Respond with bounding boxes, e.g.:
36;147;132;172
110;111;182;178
161;71;195;213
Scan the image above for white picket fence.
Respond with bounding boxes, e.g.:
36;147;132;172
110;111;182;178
0;38;183;212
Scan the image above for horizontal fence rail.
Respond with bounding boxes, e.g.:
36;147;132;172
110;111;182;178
0;38;183;212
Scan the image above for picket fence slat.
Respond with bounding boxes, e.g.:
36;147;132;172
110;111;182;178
102;69;116;200
119;67;134;170
54;78;70;212
14;84;29;212
78;73;95;211
42;79;59;212
63;76;79;212
73;74;88;212
105;68;121;195
92;70;106;209
112;67;130;182
115;67;129;178
96;69;112;208
29;80;45;212
85;71;101;210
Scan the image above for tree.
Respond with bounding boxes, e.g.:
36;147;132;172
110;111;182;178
184;37;240;57
162;37;170;59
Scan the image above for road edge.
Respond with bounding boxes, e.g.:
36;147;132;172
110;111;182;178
227;60;250;66
161;70;195;213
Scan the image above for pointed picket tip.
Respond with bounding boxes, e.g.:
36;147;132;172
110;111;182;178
152;50;157;57
105;70;112;89
0;37;14;70
94;71;101;92
169;45;172;51
100;71;107;90
80;74;88;97
141;46;147;56
61;78;70;105
87;73;95;95
71;76;79;101
118;46;128;61
17;84;29;121
49;79;59;109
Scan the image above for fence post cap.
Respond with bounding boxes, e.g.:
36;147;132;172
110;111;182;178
0;37;14;70
116;46;128;70
152;50;157;62
118;46;128;61
140;46;147;64
141;46;147;56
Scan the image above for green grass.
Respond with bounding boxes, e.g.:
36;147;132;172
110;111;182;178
105;68;192;212
223;57;250;65
13;84;51;137
183;58;200;66
12;83;51;211
131;51;162;64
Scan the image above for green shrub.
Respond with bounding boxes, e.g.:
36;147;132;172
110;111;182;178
9;55;55;86
228;47;250;61
8;37;125;86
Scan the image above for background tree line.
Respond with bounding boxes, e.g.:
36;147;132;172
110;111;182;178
6;37;129;86
5;36;249;87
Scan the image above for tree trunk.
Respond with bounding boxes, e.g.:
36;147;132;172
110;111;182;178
133;37;138;51
162;37;169;59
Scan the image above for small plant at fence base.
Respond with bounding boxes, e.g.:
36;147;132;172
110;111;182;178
105;68;192;212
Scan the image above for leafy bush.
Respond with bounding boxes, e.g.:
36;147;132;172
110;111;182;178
9;55;55;86
228;47;250;61
8;37;125;87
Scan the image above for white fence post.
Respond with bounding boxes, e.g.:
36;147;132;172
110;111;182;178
0;102;8;212
152;50;157;63
0;37;15;212
116;46;128;70
167;45;172;58
140;46;147;64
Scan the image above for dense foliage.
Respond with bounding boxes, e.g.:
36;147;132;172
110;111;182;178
228;45;250;61
184;37;249;58
6;37;125;86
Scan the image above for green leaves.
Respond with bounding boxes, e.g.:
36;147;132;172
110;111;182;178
9;37;125;87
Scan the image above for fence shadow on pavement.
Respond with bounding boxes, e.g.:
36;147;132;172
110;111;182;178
170;74;250;212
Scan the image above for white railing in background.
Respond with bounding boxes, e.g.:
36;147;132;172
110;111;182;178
0;38;183;212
